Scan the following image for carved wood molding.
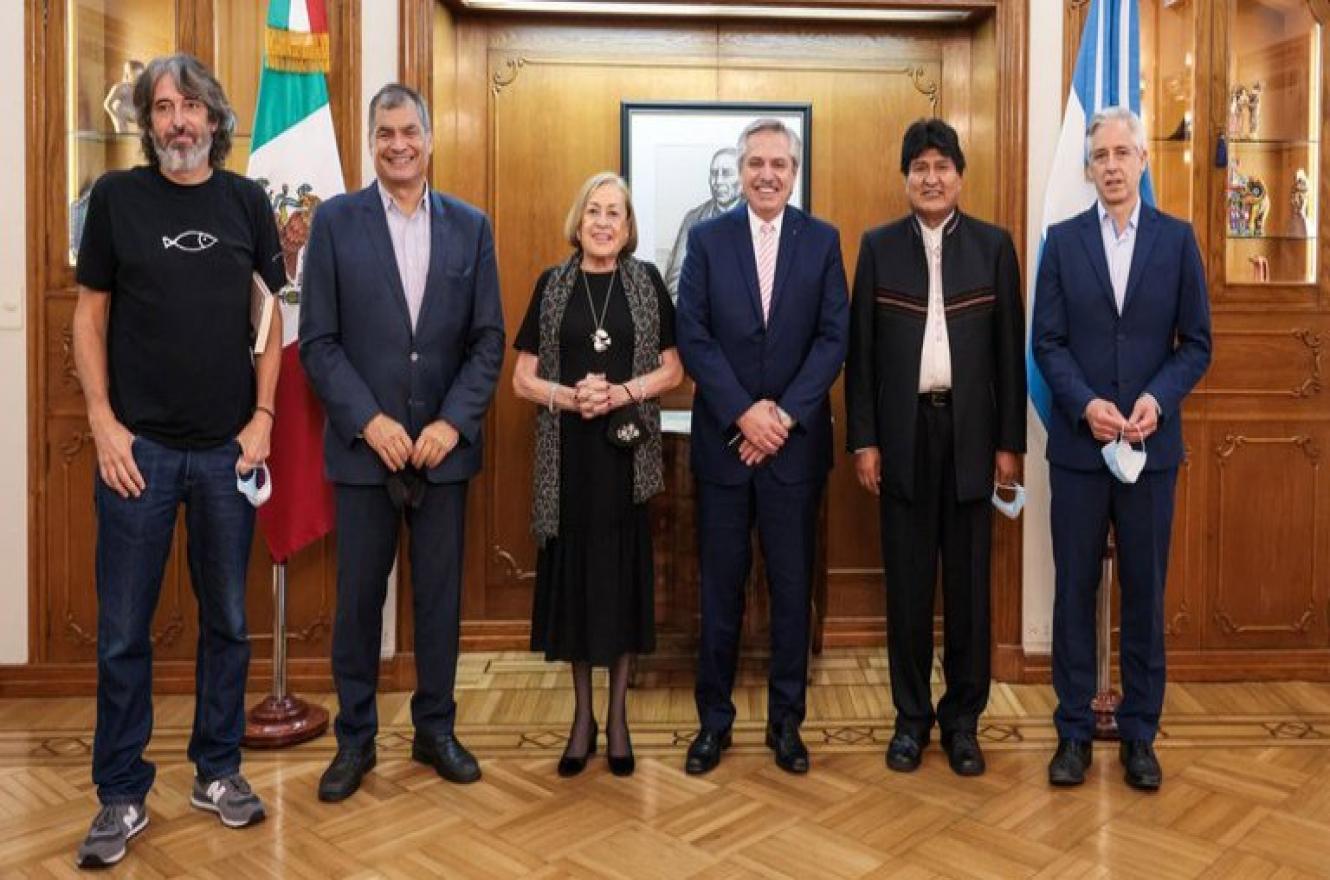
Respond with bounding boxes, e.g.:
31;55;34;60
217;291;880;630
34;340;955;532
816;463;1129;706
59;319;79;393
491;57;527;95
1166;600;1191;636
1215;433;1321;463
492;544;536;583
1201;329;1323;398
1215;604;1316;635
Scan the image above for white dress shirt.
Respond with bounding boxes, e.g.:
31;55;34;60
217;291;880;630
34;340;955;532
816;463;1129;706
916;213;954;393
380;181;431;330
1098;197;1141;315
747;207;794;427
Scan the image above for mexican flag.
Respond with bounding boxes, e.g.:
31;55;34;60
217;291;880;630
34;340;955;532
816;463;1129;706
248;0;342;562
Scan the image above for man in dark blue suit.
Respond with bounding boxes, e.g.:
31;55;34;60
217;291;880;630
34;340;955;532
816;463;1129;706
300;84;504;801
677;118;849;775
1033;107;1210;792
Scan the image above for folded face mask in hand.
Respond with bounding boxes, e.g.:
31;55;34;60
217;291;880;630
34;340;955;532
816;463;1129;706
991;482;1025;519
1101;430;1147;484
236;462;272;507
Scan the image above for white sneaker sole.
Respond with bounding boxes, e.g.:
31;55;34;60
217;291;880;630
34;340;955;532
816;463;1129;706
76;812;148;870
189;794;266;829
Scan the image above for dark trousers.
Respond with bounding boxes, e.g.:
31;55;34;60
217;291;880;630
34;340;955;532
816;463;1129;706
879;402;992;739
93;436;254;804
694;471;823;733
332;481;468;749
1050;465;1176;742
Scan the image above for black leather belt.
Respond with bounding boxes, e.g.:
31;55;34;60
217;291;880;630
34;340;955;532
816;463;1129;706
920;389;952;407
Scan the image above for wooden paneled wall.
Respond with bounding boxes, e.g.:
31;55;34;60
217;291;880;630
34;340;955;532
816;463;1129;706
411;3;1029;671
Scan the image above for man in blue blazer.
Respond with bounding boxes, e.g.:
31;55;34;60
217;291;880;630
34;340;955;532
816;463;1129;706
677;118;849;775
1033;107;1210;792
300;84;504;801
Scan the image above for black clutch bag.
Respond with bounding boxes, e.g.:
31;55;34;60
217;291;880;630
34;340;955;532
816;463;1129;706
605;382;647;449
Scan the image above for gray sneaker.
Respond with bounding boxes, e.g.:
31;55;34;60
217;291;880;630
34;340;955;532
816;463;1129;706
189;773;266;828
76;802;148;869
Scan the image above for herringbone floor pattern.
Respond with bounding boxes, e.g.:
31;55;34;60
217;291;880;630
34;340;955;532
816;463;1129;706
3;650;1330;878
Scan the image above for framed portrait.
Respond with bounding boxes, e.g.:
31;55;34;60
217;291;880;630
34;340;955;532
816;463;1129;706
620;101;812;301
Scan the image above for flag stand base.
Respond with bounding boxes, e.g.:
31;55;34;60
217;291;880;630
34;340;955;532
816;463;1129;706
242;561;329;748
244;694;329;748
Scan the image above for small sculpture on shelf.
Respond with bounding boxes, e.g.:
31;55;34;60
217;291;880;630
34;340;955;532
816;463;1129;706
1290;168;1312;238
103;59;144;134
1248;255;1270;283
1227;164;1270;237
1227;81;1262;139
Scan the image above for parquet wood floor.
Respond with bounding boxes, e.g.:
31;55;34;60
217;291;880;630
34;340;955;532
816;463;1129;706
2;649;1329;878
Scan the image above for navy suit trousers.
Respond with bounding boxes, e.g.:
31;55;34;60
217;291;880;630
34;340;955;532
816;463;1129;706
332;481;468;748
1050;465;1177;742
694;471;823;733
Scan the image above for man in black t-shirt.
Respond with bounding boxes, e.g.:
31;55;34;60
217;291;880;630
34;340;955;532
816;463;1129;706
70;54;284;870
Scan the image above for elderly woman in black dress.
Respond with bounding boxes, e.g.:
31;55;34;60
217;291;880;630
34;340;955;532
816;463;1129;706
512;172;683;776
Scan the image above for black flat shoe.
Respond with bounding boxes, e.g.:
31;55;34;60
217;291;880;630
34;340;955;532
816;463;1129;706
412;732;481;784
685;728;731;775
942;730;986;777
1119;739;1162;791
608;728;635;777
1048;738;1093;787
765;718;809;774
886;731;926;773
557;720;598;778
318;746;376;802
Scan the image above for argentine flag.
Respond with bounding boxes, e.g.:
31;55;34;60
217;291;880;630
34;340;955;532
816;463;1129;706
1030;0;1154;427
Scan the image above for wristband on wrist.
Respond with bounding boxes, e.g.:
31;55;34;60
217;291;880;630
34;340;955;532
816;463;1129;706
254;405;275;421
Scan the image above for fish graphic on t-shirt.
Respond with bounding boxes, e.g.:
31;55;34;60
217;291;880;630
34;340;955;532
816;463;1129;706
161;231;218;252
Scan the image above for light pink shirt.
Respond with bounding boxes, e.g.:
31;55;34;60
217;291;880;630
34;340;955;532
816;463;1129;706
380;182;431;330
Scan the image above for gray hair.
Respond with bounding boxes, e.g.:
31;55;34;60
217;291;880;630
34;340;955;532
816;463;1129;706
133;54;235;169
368;83;432;140
711;147;738;165
1085;106;1147;165
737;118;802;168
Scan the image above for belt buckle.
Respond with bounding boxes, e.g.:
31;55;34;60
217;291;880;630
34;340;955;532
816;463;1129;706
927;388;949;407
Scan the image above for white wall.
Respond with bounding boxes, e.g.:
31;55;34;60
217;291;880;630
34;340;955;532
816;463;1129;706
1022;0;1063;655
0;1;29;664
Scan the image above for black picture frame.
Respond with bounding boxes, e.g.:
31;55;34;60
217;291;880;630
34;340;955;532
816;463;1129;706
619;100;812;298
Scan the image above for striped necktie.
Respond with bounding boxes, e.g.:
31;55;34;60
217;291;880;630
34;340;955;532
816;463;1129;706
757;221;776;323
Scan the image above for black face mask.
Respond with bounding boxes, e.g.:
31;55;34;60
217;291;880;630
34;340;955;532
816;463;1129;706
385;467;427;510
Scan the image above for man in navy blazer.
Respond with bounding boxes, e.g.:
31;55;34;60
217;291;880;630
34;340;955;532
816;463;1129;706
300;84;504;801
1033;107;1210;792
677;118;849;775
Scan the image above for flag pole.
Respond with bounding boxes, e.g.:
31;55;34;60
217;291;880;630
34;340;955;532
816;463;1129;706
244;561;328;748
1091;534;1121;740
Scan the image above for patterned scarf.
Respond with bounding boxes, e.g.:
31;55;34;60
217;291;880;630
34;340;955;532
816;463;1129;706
531;252;664;545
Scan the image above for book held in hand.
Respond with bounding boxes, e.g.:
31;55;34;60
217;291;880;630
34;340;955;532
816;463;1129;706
250;271;277;355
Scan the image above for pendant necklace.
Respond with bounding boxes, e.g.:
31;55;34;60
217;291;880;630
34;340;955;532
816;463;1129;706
582;267;616;353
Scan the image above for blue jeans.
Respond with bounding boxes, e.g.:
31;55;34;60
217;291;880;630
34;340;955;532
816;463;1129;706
92;435;255;804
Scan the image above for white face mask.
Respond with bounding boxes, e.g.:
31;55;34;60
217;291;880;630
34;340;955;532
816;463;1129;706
1101;430;1147;484
991;482;1025;519
236;462;272;507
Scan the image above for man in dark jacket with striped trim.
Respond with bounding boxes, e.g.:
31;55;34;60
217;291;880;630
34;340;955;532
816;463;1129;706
845;118;1026;778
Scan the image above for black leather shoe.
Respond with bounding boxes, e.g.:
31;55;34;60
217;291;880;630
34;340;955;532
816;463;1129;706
608;728;635;778
557;720;597;778
684;728;731;775
1048;738;1093;787
412;732;481;784
765;718;810;774
886;732;926;773
942;731;986;777
1119;739;1162;791
318;746;376;802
